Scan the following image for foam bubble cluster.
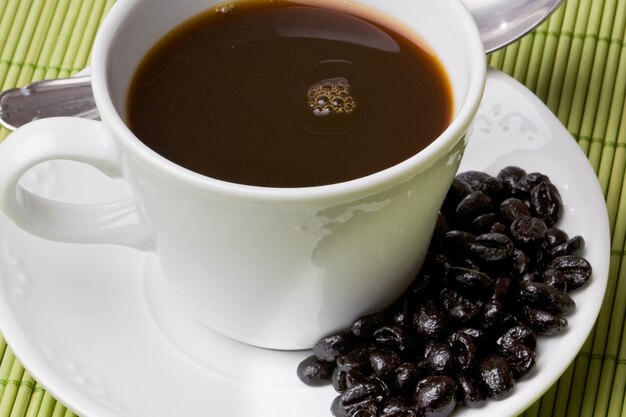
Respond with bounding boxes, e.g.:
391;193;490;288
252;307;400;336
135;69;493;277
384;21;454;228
215;2;236;14
306;77;357;117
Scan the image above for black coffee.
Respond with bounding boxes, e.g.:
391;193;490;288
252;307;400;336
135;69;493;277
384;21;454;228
127;0;453;187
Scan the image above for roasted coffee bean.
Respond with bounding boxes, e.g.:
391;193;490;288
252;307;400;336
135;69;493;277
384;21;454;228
547;236;585;258
545;227;569;247
332;389;381;417
519;306;567;335
374;326;418;355
380;398;418;417
424;254;453;279
477;355;515;399
380;408;418;417
414;375;457;417
393;363;424;397
510;249;531;277
332;367;347;392
482;299;506;329
413;301;448;340
455;171;492;190
370;349;402;378
455;191;493;225
515;172;549;195
542;268;568;292
493;275;513;303
458;327;489;349
440;288;480;324
455;257;481;272
499;313;523;330
448;331;477;370
531;181;562;226
470;213;499;234
504;344;536;379
337;346;375;373
517;281;575;315
535;244;551;271
351;312;387;339
351;403;380;417
496;325;537;351
447;267;494;295
314;332;355;361
389;298;415;329
520;271;540;283
332;368;370;392
491;222;507;234
548;255;592;290
442;230;475;254
500;198;531;224
469;233;514;262
456;171;503;201
331;396;349;417
510;215;547;246
456;373;486;408
297;355;335;386
423;341;455;375
497;166;526;194
442;178;472;216
338;382;386;408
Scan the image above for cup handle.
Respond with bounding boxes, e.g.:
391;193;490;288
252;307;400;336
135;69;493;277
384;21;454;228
0;117;152;250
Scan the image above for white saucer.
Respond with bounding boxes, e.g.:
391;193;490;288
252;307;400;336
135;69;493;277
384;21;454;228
0;69;610;417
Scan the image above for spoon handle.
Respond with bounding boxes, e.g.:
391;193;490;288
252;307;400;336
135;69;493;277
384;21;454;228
0;75;99;131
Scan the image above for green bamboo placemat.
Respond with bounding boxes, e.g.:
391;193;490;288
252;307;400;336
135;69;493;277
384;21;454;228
0;0;625;416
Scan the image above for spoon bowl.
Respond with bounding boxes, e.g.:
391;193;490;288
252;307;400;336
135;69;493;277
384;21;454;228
461;0;564;53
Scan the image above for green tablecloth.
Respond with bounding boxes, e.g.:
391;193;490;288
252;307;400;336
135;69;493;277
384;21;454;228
0;0;625;416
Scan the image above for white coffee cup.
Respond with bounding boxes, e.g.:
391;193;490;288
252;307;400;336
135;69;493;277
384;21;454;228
0;0;485;349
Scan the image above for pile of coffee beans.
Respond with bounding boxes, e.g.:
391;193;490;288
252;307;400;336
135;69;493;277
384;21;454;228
297;166;592;417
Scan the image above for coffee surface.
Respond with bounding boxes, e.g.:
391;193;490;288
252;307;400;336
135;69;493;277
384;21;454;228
127;1;452;187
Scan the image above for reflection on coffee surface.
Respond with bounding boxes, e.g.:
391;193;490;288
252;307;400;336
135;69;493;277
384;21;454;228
127;0;453;187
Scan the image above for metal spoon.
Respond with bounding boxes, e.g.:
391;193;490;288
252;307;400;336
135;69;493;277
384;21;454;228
0;0;564;131
469;0;563;53
0;75;99;130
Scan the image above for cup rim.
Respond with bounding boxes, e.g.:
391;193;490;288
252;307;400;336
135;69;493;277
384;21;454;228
91;0;486;203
